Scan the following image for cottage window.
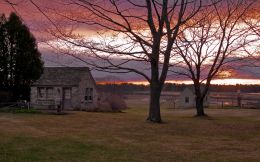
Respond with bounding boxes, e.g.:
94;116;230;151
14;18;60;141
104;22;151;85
37;87;45;99
89;88;93;100
37;87;54;99
46;88;54;99
85;88;89;101
185;97;189;103
85;88;93;102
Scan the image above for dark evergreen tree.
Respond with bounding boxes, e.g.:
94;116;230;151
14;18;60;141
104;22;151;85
0;14;8;88
0;12;44;100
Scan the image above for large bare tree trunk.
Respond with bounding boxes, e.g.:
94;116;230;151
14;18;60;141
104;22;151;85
147;80;162;123
195;97;205;116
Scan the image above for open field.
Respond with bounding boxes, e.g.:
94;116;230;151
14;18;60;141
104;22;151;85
129;92;260;108
0;95;260;162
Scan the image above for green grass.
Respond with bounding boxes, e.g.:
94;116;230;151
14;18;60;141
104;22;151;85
0;107;41;114
12;108;42;114
0;95;260;162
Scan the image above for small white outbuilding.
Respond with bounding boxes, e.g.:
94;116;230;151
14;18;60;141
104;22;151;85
177;87;210;108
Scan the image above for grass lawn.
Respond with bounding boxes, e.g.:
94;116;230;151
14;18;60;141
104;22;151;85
0;96;260;162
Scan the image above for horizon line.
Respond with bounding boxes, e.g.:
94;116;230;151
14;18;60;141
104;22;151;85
96;78;260;86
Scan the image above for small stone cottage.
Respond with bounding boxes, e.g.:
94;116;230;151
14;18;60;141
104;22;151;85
30;67;98;110
177;87;210;108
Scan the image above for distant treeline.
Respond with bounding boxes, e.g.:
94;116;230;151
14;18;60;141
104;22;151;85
97;83;260;93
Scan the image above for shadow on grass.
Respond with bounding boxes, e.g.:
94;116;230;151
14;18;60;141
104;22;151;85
45;111;70;115
194;114;215;120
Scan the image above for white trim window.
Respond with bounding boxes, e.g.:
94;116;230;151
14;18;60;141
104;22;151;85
37;87;54;100
37;87;46;99
85;88;93;102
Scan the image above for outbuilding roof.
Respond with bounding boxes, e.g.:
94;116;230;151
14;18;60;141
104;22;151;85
32;67;91;86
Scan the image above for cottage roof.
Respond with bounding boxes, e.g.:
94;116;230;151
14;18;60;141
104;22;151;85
32;67;91;86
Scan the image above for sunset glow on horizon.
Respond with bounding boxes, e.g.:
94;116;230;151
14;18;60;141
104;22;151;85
97;78;260;85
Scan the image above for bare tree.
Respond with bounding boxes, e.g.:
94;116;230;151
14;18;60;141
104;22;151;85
18;0;212;122
173;0;259;116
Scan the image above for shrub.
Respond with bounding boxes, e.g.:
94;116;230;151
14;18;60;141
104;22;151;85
95;93;127;112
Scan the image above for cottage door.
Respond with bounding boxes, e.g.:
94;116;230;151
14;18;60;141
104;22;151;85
62;88;72;110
